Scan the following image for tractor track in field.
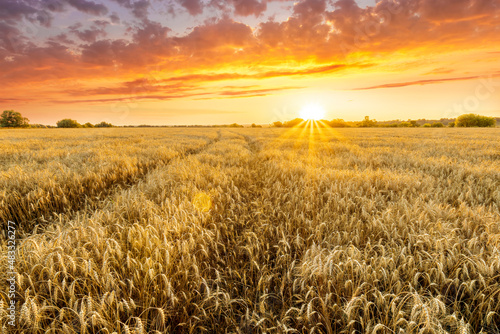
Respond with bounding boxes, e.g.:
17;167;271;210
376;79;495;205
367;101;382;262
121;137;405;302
3;131;222;236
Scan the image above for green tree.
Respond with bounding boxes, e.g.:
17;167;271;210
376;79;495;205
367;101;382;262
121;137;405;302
57;119;81;128
456;114;496;127
0;110;29;127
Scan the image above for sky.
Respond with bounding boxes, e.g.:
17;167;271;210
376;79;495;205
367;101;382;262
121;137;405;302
1;0;499;125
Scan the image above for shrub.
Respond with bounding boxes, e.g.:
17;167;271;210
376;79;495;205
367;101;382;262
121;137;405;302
283;118;305;127
423;123;431;127
448;121;455;127
57;119;81;128
359;116;377;127
431;122;444;127
83;122;94;128
329;119;349;127
456;114;496;127
95;121;113;128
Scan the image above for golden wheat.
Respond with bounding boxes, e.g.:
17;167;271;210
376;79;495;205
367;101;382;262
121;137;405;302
0;127;499;333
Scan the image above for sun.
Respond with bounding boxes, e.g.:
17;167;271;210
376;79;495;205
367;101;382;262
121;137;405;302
299;103;326;121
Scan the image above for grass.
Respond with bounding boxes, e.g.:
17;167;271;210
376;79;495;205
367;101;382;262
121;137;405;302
0;126;499;333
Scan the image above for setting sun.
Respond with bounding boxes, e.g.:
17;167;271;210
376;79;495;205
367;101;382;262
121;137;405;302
299;104;326;121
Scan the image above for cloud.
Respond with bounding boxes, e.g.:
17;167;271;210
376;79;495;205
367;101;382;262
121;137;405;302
69;22;108;43
174;18;255;52
232;0;267;17
352;75;484;90
2;0;500;104
109;0;149;19
177;0;204;15
66;0;108;16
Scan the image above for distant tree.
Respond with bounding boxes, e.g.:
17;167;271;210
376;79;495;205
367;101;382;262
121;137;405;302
329;119;349;127
456;114;496;127
94;121;113;128
409;120;420;127
1;110;29;127
251;123;262;128
423;123;431;127
431;122;444;127
30;124;47;128
283;118;304;127
399;122;412;127
57;119;81;128
448;121;455;127
359;116;377;127
83;122;94;128
273;121;283;127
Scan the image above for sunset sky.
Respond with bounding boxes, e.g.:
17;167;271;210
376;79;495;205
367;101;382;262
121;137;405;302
1;0;499;125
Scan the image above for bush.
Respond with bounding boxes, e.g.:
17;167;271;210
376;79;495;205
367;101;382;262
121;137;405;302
57;119;81;128
1;110;29;128
359;116;377;127
83;122;94;128
30;124;47;128
95;121;113;128
448;122;455;127
431;122;444;128
273;121;283;127
329;119;349;127
456;114;496;127
423;123;431;127
283;118;304;127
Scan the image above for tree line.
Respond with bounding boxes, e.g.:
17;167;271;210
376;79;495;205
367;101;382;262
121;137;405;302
272;114;497;128
0;111;114;128
1;110;497;128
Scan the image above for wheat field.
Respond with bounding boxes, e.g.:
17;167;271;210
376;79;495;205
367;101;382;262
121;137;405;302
1;127;499;333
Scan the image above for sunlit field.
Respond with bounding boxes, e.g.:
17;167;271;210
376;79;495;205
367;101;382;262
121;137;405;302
1;127;500;333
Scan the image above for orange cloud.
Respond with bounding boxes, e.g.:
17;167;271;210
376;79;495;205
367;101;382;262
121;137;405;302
352;73;500;90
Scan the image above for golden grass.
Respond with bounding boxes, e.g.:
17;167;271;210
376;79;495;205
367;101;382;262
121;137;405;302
0;127;499;333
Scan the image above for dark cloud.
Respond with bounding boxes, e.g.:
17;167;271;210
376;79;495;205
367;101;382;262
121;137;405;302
109;0;149;19
208;0;267;17
177;0;204;16
109;13;120;23
69;22;108;43
232;0;267;17
66;0;108;16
